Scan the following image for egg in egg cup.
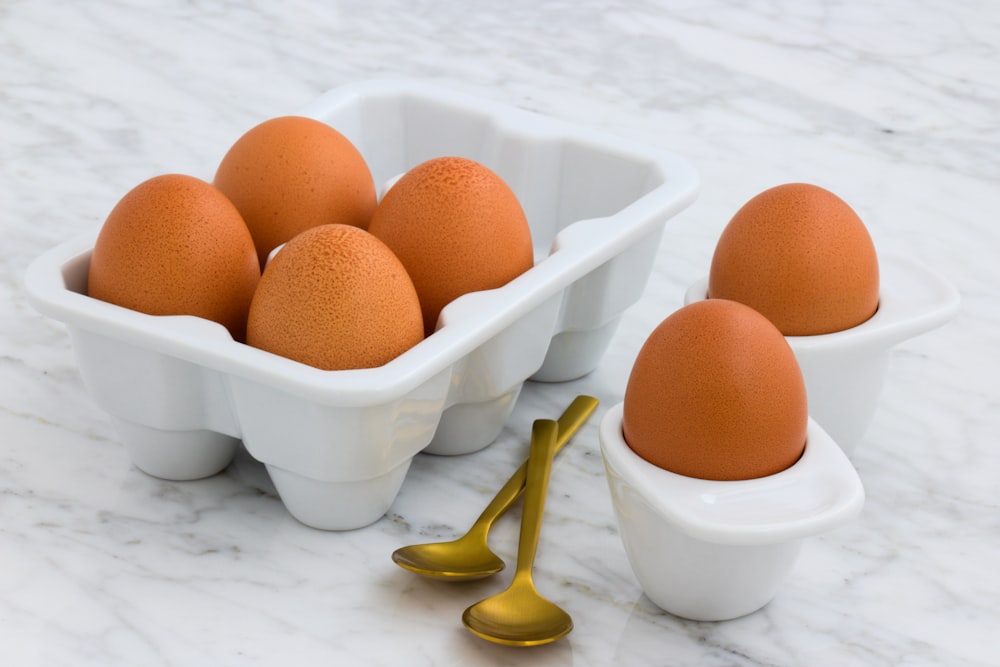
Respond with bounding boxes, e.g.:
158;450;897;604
686;251;960;456
599;403;864;621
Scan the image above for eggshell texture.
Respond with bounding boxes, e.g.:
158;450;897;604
213;116;377;267
622;299;808;481
247;224;423;371
87;173;260;341
708;183;879;336
367;156;534;335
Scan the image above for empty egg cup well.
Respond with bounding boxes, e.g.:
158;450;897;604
23;79;699;530
684;252;960;456
599;403;865;621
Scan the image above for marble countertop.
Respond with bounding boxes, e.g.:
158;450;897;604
3;1;998;665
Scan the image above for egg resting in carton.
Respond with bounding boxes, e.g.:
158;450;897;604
24;80;700;530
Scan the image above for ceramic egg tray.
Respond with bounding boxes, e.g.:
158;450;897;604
24;79;700;530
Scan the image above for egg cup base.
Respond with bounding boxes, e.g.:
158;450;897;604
633;532;804;622
113;417;239;481
422;386;521;456
530;317;621;382
265;460;413;531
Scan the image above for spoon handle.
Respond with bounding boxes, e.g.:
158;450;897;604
512;419;560;579
470;395;598;535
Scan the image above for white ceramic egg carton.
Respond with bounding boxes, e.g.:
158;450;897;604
24;79;699;530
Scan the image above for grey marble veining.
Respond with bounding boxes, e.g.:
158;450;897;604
3;1;998;664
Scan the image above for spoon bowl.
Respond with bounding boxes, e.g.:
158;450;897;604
462;580;573;647
392;395;598;581
391;537;505;581
461;419;572;646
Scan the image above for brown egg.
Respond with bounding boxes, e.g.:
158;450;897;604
87;173;260;341
708;183;879;336
622;299;808;481
247;224;423;370
213;115;377;267
367;156;534;335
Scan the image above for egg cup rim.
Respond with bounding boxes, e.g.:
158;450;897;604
599;402;865;545
684;250;959;351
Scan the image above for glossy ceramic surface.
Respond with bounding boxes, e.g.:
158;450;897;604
600;403;864;621
23;80;698;530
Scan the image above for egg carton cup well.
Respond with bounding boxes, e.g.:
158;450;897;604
684;252;960;457
24;79;699;531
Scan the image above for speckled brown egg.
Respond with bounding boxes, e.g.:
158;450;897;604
214;115;377;267
367;156;534;336
708;183;879;336
246;224;423;370
87;173;260;341
622;299;808;481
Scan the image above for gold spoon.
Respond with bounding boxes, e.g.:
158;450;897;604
462;419;572;646
391;395;598;581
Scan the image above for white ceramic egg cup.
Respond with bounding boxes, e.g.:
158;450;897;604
24;79;699;530
684;252;960;456
599;403;864;621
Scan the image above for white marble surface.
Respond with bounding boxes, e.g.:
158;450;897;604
3;1;998;664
